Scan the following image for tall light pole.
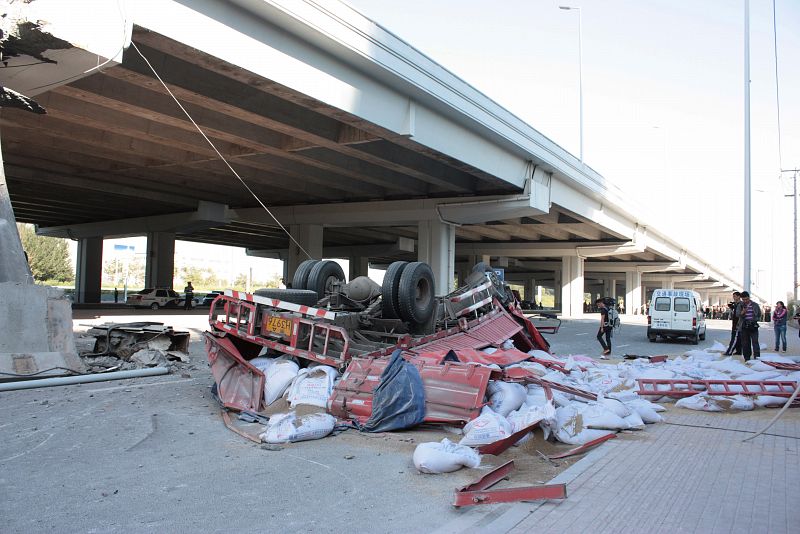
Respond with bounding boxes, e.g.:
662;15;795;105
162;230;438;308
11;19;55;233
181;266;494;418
744;0;752;293
560;5;583;164
782;168;799;301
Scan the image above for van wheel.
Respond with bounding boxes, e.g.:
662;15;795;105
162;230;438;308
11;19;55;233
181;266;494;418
690;334;699;345
699;330;706;341
648;334;657;342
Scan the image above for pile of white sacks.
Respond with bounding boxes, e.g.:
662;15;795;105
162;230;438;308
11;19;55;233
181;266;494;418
413;343;800;474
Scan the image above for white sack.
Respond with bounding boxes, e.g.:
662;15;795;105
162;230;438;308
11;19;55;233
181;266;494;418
599;397;632;418
676;393;754;412
459;406;514;446
759;353;795;364
487;381;527;417
754;395;790;407
552;405;616;445
575;402;630;430
260;412;336;443
413;439;481;474
623;398;664;423
623;411;646;430
707;340;728;353
285;365;339;408
264;357;300;405
703;358;753;377
502;339;516;350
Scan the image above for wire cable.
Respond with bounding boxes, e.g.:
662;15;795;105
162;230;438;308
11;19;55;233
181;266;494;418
129;41;314;261
772;0;783;170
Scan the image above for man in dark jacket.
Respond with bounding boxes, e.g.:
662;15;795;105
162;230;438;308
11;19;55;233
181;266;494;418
738;291;761;361
724;291;742;356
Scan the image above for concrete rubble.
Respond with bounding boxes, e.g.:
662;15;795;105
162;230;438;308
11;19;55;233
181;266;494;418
81;322;190;373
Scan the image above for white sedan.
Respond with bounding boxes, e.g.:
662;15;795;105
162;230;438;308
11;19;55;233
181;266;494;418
126;288;194;310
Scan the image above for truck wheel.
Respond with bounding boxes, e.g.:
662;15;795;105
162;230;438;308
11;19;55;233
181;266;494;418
292;259;319;290
307;260;345;300
381;261;407;319
691;334;699;345
254;288;319;306
397;262;435;325
150;302;160;310
648;334;657;342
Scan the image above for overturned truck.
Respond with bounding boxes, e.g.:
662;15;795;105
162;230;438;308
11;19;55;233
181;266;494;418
205;260;558;425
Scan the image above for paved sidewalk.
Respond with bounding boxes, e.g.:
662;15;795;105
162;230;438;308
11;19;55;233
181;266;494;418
441;408;799;533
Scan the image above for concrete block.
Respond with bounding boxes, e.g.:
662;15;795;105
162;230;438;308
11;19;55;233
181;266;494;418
0;282;84;379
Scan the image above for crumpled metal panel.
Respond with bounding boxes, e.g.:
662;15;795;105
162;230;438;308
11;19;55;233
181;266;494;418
205;332;265;412
328;356;492;425
411;347;531;367
413;307;523;354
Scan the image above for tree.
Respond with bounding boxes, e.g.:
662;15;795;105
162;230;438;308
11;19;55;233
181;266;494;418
17;224;73;283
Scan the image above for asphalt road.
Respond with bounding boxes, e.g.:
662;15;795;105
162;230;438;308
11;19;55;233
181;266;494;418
0;310;794;533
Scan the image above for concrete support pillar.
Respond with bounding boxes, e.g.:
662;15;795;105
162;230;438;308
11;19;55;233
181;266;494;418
602;277;616;299
0;157;32;284
524;279;536;303
663;278;675;290
285;224;323;282
75;237;103;303
560;255;584;317
553;270;562;310
418;219;455;296
349;256;369;281
145;231;175;290
625;270;643;315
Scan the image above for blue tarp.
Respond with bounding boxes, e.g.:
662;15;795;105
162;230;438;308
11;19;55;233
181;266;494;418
360;350;426;432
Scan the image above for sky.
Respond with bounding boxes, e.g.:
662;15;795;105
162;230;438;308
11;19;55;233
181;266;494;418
344;0;800;302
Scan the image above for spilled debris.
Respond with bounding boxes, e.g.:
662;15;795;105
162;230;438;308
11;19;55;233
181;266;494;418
204;260;799;506
81;322;190;372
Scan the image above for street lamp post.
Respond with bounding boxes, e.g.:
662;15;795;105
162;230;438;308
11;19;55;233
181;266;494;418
559;5;583;164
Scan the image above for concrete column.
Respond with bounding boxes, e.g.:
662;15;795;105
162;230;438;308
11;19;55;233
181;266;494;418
75;237;103;303
0;133;33;284
418;219;455;296
663;278;675;290
145;231;175;290
285;224;323;282
560;255;584;317
348;256;369;281
553;270;562;310
625;270;643;315
524;279;536;303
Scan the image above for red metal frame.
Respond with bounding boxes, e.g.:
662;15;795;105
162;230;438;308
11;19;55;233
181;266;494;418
548;433;616;459
762;361;800;371
636;378;799;398
453;460;567;507
477;421;542;456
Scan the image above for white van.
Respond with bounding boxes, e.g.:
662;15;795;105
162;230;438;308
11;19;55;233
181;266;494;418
647;289;706;344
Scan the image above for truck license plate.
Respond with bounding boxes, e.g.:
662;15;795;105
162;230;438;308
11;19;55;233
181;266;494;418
265;315;292;337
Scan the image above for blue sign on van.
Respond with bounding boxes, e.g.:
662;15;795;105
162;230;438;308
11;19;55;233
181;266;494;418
655;290;691;297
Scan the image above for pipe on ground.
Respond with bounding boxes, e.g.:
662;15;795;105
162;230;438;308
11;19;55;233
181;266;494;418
0;367;170;392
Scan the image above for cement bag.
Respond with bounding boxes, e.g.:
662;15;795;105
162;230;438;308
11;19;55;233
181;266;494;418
747;359;778;372
760;353;795;364
507;404;550;446
575;402;630;430
754;395;790;408
413;439;481;474
703;358;752;377
487;381;527;417
264;357;300;405
482;346;498;354
682;350;719;362
676;393;723;412
459;406;514;446
507;361;549;377
260;412;336;443
249;356;274;373
553;405;616;445
736;370;783;381
707;340;728;353
599;397;632;418
502;339;516;350
623;398;664;423
623;411;645;430
527;349;554;360
525;386;549;407
285;365;339;408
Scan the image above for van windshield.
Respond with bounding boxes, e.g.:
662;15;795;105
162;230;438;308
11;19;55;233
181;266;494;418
654;297;671;311
674;298;690;312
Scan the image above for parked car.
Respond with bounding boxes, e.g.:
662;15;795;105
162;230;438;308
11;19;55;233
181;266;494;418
126;288;193;310
201;290;224;306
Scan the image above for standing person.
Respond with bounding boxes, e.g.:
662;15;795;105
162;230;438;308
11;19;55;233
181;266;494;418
114;287;119;304
772;301;788;352
738;291;761;361
724;291;743;356
595;298;612;359
183;281;194;310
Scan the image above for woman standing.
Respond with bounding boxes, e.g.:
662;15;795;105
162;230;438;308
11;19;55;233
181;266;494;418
772;301;787;352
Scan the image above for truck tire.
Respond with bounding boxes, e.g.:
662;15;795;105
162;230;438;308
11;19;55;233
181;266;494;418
292;259;319;290
397;262;435;325
381;261;408;319
306;260;346;300
254;288;319;306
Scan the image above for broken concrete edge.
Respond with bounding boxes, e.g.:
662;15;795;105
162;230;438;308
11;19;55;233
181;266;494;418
0;366;169;392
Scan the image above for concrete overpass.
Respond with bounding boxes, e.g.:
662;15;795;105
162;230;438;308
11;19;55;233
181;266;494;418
0;0;744;314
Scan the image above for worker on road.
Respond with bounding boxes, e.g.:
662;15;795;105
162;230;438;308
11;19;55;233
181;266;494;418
596;298;612;359
184;281;194;310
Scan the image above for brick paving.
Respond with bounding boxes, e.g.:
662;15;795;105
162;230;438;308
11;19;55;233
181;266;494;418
440;408;800;533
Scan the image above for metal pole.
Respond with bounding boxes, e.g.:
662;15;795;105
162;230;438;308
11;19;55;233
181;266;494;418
744;0;751;293
578;8;583;164
0;367;170;392
794;171;798;301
